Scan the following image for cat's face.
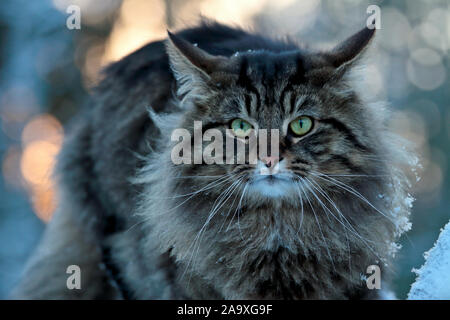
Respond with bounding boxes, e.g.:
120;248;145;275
166;27;383;207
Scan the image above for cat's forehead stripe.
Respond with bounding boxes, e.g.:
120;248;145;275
237;56;261;116
236;54;307;117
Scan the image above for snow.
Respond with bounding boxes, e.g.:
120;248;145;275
408;220;450;300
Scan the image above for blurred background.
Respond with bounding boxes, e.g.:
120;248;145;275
0;0;448;299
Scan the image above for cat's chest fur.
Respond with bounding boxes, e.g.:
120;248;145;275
130;201;373;300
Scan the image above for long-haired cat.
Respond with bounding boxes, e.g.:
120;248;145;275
12;20;415;299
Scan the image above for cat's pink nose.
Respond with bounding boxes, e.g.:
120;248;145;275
260;156;279;168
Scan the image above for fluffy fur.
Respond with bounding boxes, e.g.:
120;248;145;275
12;21;415;300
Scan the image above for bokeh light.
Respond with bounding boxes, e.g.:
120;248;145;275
102;0;167;64
407;48;446;91
52;0;121;26
19;114;63;222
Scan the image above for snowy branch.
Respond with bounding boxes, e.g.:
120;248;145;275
408;220;450;299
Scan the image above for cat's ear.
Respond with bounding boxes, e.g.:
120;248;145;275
308;25;376;86
326;25;376;68
166;31;229;96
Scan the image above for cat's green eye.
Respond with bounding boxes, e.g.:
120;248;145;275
231;118;253;137
289;116;313;136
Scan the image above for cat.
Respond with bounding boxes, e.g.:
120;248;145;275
12;20;415;299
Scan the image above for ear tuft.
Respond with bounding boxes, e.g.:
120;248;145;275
166;31;227;77
328;26;376;68
166;31;232;98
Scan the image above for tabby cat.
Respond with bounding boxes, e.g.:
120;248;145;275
13;21;414;299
